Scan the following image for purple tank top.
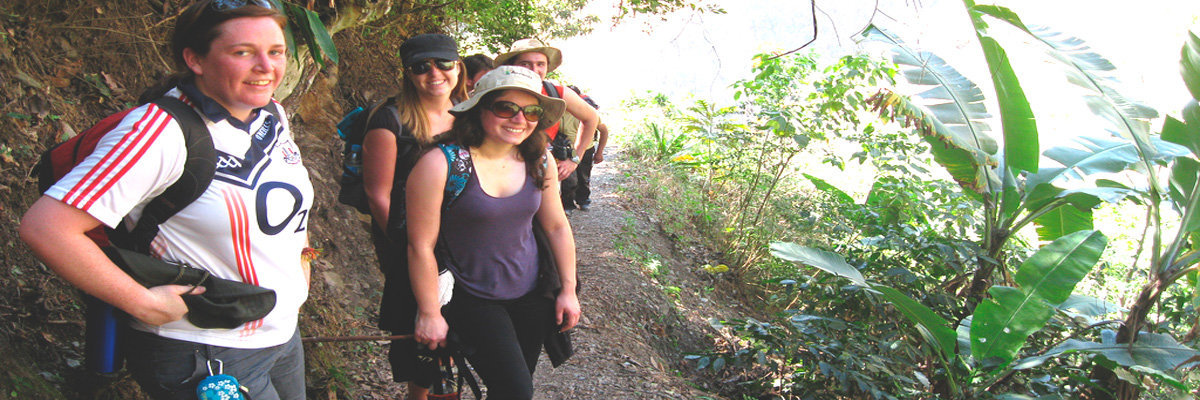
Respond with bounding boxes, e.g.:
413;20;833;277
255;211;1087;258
440;169;541;300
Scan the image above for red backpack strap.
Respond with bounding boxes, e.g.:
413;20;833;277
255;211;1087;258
541;81;563;139
108;97;213;253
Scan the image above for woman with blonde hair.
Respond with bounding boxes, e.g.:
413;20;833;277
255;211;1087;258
360;33;468;399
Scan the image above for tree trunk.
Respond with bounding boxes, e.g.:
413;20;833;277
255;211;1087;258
959;229;1008;318
1085;280;1165;400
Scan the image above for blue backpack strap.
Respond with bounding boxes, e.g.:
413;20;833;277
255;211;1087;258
437;143;473;209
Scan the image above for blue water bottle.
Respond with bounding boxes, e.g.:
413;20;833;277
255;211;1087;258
83;295;122;376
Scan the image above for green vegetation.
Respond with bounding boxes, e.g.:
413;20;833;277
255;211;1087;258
616;2;1200;398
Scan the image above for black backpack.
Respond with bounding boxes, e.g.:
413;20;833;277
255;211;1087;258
32;97;213;252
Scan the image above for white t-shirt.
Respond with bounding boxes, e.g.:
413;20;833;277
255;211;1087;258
45;87;313;349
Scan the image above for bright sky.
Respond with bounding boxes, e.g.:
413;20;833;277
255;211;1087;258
554;0;1200;115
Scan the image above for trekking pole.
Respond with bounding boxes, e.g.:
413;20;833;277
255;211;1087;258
301;334;413;343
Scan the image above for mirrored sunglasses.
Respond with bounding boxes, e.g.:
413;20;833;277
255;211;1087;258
408;59;457;75
489;101;545;122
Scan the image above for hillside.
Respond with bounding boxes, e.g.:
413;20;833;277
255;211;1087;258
0;2;748;398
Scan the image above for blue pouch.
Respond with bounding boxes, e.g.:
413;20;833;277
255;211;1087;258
196;359;250;400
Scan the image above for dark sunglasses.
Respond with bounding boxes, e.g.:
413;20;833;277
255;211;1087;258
408;59;458;75
211;0;274;12
489;101;545;122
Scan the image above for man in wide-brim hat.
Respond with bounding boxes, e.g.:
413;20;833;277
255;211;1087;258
494;38;563;75
494;38;599;194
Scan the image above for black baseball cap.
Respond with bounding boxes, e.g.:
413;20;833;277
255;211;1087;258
399;33;460;67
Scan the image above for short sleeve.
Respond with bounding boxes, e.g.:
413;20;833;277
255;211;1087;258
366;105;402;136
43;103;188;228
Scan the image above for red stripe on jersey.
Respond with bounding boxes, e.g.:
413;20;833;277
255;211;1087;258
224;188;259;286
64;105;169;208
80;111;172;210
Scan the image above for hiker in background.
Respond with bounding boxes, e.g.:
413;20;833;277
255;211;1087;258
18;1;312;399
361;33;468;400
462;53;494;92
407;66;581;399
559;85;609;212
495;38;599;185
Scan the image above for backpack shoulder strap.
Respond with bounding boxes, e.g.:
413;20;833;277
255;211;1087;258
111;97;214;252
542;80;560;99
437;143;473;210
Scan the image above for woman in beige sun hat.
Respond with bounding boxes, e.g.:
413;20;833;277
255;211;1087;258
405;65;579;399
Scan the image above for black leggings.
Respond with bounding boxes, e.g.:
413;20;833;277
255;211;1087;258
444;289;553;400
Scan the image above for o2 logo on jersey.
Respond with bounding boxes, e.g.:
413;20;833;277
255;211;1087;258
256;182;308;235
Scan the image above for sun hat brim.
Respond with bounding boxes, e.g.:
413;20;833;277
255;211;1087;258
493;39;563;73
450;66;565;125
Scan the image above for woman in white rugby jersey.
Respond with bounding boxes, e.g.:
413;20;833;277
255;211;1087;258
19;1;312;399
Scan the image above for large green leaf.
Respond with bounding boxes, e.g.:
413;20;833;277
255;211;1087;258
970;231;1106;364
861;25;999;196
1182;30;1200;101
1033;205;1092;243
1168;157;1200;232
1014;230;1106;304
282;3;339;68
872;284;958;363
1161;113;1200;157
769;243;867;286
1023;184;1126;242
977;28;1039;173
1044;330;1200;373
979;5;1172;193
303;6;339;64
803;173;854;205
869;90;998;197
971;286;1056;365
1056;294;1123;317
1025;135;1189;190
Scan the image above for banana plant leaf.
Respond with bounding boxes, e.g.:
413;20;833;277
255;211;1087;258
803;173;854;205
967;4;1039;173
860;25;999;197
1167;157;1200;232
769;242;957;363
1043;330;1199;374
868;90;998;198
978;6;1164;180
1162;111;1200;157
971;286;1055;365
1014;230;1106;304
872;284;959;364
1056;294;1123;317
1182;31;1200;101
970;230;1106;364
769;242;867;287
1025;135;1189;190
1033;205;1092;242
